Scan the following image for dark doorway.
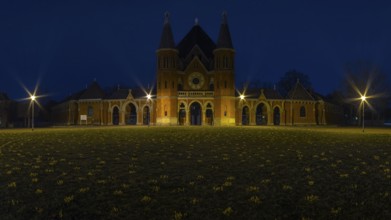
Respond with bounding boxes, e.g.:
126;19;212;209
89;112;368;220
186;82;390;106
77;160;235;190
273;107;280;125
143;106;150;125
125;103;137;125
256;103;267;125
206;109;213;125
178;109;186;125
242;106;250;125
190;102;202;125
112;107;119;125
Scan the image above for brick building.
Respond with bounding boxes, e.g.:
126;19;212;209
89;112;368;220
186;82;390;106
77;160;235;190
51;13;342;126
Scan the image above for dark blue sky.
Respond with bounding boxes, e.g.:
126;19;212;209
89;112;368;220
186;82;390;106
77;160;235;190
1;0;390;100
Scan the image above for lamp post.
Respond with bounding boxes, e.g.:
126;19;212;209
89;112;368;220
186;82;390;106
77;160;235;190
147;94;151;127
361;95;366;132
239;94;245;125
31;95;36;131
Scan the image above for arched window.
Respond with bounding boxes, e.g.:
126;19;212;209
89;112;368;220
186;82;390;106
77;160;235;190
223;56;229;68
300;106;306;117
87;106;93;117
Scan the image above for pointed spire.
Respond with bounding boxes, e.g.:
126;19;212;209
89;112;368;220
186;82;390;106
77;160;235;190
164;11;169;24
195;17;199;26
159;11;175;49
216;11;233;49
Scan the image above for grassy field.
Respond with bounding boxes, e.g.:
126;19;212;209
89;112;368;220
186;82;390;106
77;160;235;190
1;126;390;219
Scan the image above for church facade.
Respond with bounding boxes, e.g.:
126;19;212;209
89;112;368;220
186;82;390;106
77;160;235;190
51;13;343;126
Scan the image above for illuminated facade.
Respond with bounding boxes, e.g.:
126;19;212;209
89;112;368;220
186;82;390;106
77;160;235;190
51;13;342;126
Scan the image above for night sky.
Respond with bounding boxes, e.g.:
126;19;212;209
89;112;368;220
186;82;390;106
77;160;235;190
1;0;390;101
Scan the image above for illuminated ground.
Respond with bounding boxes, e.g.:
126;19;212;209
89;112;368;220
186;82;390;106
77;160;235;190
1;126;390;219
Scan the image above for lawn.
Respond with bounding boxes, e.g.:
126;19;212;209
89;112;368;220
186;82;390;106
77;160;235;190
1;126;390;219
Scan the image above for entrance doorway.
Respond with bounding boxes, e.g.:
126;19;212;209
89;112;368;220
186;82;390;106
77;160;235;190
273;107;280;125
178;103;186;125
112;107;119;125
190;102;202;125
242;106;250;125
125;103;137;125
205;103;213;125
256;103;267;125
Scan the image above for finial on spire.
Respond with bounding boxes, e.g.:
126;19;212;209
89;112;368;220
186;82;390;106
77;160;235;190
164;11;170;24
222;11;228;24
296;78;300;84
195;17;199;25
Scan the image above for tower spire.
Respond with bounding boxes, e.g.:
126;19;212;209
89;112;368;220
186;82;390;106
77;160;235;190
164;11;170;24
159;11;175;49
216;11;233;49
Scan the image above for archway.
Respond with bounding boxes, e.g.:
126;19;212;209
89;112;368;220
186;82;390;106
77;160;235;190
112;106;119;125
256;103;267;125
273;107;280;125
178;103;186;125
143;106;150;125
205;103;213;125
190;102;202;125
242;106;250;125
125;103;137;125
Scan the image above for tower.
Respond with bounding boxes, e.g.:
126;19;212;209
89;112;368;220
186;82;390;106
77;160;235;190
213;12;235;125
156;12;179;125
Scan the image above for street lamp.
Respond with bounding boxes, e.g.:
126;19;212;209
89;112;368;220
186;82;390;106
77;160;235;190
240;94;245;100
31;95;36;131
361;95;366;132
146;94;152;126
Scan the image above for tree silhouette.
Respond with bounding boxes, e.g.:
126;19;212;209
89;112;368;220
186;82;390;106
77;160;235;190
277;70;312;96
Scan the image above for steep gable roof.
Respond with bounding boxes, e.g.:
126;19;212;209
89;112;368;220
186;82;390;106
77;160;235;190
239;88;283;99
106;88;129;100
79;81;106;100
263;88;284;99
288;81;314;100
176;24;216;61
105;87;154;100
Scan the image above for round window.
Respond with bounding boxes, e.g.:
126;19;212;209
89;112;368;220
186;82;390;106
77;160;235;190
192;78;200;85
